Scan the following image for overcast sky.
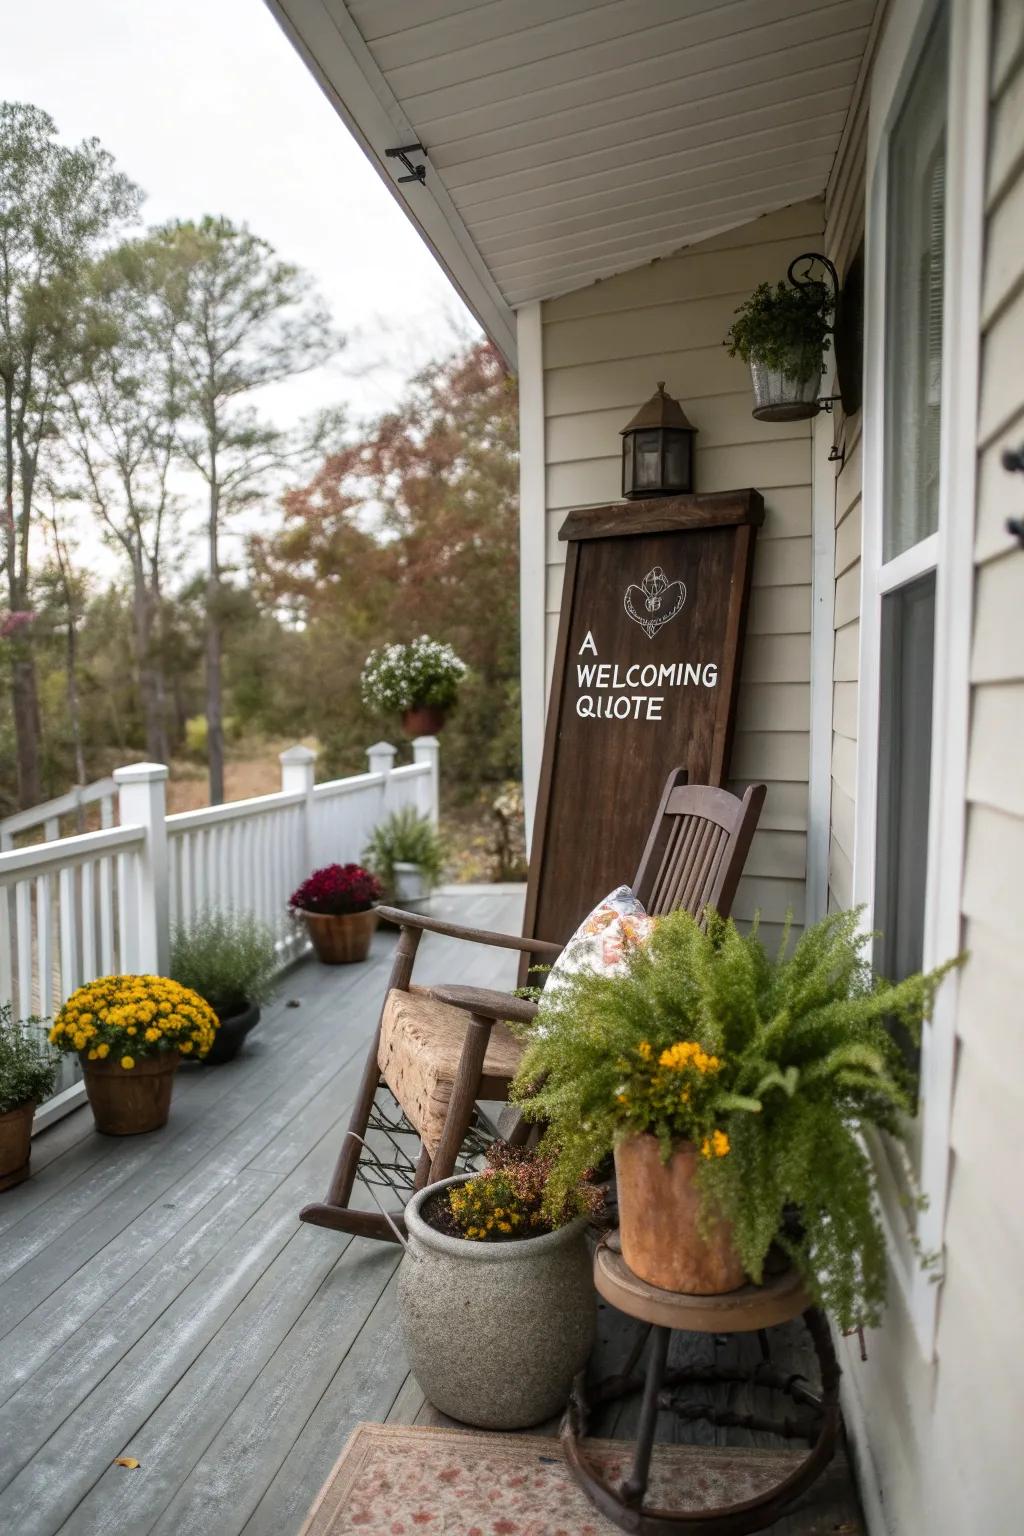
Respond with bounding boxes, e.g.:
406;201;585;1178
0;0;478;427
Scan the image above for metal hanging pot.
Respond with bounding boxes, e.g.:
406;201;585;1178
749;357;822;422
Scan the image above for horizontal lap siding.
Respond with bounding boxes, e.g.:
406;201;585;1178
833;6;1024;1534
929;6;1024;1530
540;200;824;930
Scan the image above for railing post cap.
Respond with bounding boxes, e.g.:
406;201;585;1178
279;744;317;765
412;735;439;748
114;762;169;784
367;740;397;756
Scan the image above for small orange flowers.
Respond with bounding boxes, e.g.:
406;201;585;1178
701;1130;730;1159
658;1041;720;1074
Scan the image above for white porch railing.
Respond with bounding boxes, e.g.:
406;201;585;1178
0;737;439;1129
0;776;117;850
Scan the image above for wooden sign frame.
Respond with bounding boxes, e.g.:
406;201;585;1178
522;489;764;951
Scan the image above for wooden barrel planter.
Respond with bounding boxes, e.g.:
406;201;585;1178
81;1052;180;1136
301;907;378;964
0;1102;36;1190
614;1133;746;1294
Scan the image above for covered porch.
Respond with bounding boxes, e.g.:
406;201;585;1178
1;885;860;1535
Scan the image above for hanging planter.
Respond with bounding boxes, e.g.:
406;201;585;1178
361;636;467;737
726;263;835;423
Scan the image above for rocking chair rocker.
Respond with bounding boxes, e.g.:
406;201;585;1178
300;769;765;1243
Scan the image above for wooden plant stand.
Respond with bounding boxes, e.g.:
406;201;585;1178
561;1237;841;1535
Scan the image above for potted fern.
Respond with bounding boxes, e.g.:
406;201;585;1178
364;806;445;908
513;908;957;1332
0;1007;56;1190
725;279;832;421
170;910;278;1063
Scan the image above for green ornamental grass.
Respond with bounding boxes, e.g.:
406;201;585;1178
512;907;958;1332
170;909;278;1018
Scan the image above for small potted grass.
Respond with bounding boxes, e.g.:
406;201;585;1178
170;909;278;1064
0;1006;57;1190
399;1142;601;1429
289;863;382;964
364;806;445;909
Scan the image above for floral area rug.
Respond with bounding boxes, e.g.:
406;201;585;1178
300;1421;811;1535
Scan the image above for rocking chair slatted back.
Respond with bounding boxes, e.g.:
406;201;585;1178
632;772;766;923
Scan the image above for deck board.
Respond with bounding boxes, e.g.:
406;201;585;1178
0;885;862;1535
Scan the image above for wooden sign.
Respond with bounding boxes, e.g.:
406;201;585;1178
523;490;764;948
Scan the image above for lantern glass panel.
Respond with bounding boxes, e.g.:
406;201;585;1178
634;430;661;490
662;430;692;492
622;431;634;493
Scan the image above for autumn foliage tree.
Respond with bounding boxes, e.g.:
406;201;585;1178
254;340;519;794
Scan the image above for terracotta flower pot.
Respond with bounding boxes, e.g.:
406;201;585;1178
615;1133;746;1295
401;704;446;736
0;1101;35;1191
302;906;378;964
81;1052;180;1136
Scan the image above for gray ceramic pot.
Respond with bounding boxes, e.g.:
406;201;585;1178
399;1173;596;1429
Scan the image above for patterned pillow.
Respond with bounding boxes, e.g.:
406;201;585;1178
542;885;656;1003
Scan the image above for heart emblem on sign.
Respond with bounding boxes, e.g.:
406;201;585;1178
623;566;687;639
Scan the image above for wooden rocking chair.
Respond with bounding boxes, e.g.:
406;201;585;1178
300;770;766;1243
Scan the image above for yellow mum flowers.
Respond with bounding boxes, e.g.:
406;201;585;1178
50;975;219;1068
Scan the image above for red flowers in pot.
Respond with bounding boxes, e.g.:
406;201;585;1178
289;864;383;964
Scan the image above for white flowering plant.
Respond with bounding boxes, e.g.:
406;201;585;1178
361;636;467;716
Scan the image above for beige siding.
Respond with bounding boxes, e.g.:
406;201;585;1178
833;5;1024;1532
539;200;824;935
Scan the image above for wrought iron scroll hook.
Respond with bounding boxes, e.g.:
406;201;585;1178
788;251;842;413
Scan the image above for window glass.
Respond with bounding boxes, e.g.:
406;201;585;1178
874;570;936;1072
882;12;948;562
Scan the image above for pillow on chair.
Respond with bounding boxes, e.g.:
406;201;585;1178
542;885;655;1001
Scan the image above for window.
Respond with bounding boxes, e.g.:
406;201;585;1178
873;10;949;1020
854;0;985;1357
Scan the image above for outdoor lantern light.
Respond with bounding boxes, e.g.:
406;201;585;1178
620;382;697;500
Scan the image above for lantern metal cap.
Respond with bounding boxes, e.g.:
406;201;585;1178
620;382;697;435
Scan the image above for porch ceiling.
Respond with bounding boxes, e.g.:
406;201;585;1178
266;0;878;360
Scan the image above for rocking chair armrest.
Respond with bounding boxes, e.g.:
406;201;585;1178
376;906;563;960
426;984;539;1028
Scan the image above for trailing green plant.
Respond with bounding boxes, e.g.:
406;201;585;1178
725;279;832;378
0;1006;57;1113
363;806;445;892
169;909;278;1018
512;908;959;1331
360;635;466;716
430;1140;602;1242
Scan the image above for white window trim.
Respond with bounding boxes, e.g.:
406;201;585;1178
854;0;987;1359
517;301;547;853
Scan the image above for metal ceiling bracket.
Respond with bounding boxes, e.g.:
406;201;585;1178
386;142;427;184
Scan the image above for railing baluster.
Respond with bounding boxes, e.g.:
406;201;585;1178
0;885;12;1010
117;851;138;971
81;859;97;981
59;864;80;996
15;881;32;1020
99;856;115;974
36;872;53;1017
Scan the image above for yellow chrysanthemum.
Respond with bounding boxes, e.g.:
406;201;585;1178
120;1055;135;1070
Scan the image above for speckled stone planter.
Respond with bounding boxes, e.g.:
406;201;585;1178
399;1173;596;1430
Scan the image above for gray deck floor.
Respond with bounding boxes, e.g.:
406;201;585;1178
0;885;862;1536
